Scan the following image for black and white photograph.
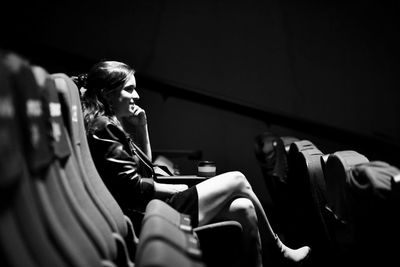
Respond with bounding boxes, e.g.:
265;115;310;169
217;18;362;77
1;1;399;266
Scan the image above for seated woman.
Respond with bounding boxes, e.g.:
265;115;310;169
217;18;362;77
74;61;311;267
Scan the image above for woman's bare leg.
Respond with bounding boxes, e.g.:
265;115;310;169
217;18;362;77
196;171;311;265
209;197;263;267
196;171;275;239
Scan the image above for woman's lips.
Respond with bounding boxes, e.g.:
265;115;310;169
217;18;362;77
129;104;135;113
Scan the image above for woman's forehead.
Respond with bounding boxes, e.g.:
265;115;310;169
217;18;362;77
124;74;136;87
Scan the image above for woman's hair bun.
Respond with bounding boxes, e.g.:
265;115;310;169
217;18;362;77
71;73;88;89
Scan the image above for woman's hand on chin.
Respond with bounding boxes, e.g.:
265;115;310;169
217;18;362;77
121;105;147;133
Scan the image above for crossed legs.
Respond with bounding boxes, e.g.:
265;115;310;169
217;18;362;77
196;171;311;267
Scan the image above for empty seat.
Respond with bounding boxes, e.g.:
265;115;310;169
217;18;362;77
5;53;112;267
144;199;243;267
253;132;299;235
350;161;400;266
324;151;369;236
324;150;369;265
0;53;57;267
286;140;333;266
136;211;205;267
325;153;400;266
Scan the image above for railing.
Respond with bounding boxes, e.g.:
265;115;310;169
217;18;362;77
137;73;399;166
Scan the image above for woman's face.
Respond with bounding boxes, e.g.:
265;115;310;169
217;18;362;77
105;74;140;117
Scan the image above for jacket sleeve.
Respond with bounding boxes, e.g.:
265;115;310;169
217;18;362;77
88;122;155;211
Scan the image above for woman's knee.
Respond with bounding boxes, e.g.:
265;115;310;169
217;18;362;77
230;197;256;217
229;198;259;233
227;171;252;194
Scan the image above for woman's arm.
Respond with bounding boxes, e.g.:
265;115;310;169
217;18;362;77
128;121;152;162
120;105;152;161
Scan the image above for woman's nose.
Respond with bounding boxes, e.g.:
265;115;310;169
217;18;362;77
131;90;140;100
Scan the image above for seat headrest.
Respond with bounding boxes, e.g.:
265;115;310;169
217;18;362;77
349;161;400;200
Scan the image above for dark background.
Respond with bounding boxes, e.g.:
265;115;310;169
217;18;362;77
2;0;399;206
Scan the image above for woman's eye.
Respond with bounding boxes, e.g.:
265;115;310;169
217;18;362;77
123;85;134;93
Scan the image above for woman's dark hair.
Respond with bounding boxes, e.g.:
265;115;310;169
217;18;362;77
71;73;88;92
74;61;135;132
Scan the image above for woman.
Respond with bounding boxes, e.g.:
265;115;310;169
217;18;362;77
74;61;311;267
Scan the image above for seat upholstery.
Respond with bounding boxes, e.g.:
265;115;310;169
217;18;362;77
143;199;243;267
0;54;58;267
3;53;108;267
52;73;139;260
287;140;333;266
324;150;369;265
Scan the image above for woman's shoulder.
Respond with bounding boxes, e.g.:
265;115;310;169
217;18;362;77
91;115;112;129
89;116;126;140
87;115;111;134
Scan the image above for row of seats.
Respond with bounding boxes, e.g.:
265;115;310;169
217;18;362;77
0;52;139;267
254;133;400;266
0;51;244;267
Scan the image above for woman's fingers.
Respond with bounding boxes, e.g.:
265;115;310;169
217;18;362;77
125;105;147;126
130;105;145;116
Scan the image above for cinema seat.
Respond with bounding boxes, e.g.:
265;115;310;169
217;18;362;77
143;199;243;267
52;73;139;260
253;132;300;236
2;52;111;267
323;150;369;264
286;140;333;266
354;161;400;265
136;239;205;267
142;199;193;232
0;53;67;267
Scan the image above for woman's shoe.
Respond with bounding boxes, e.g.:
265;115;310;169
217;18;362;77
275;235;311;265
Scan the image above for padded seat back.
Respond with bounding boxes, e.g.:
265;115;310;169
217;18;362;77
327;156;399;265
52;73;138;260
136;239;205;267
136;203;205;267
324;150;369;263
52;73;131;236
253;132;299;234
324;151;369;228
144;200;243;267
287;141;333;265
143;199;192;232
0;54;49;267
8;55;109;267
37;67;122;262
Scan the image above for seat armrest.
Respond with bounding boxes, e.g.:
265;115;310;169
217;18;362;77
155;175;208;187
194;220;242;233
